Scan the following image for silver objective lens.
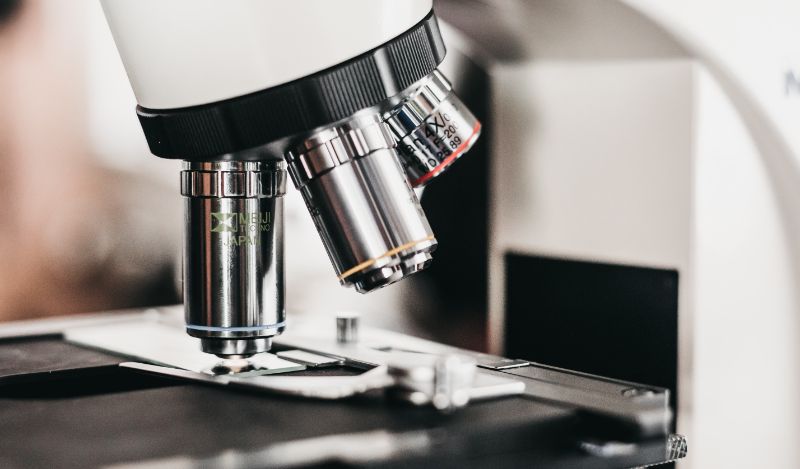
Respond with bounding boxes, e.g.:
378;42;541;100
285;115;436;293
384;70;481;187
180;161;287;357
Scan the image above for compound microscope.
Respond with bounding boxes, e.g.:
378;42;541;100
0;1;684;468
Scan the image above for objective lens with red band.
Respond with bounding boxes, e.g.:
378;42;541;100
384;70;482;187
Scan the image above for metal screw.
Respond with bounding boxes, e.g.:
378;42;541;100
336;312;360;343
621;387;655;398
667;433;688;460
432;354;476;411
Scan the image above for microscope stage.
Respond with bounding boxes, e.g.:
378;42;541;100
0;308;685;469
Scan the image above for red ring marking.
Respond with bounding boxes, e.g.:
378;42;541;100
412;121;482;187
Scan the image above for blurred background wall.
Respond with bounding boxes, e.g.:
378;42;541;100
0;0;178;320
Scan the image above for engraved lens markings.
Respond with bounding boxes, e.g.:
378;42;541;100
210;211;272;246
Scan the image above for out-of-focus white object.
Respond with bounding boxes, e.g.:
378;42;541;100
99;0;431;109
622;3;800;468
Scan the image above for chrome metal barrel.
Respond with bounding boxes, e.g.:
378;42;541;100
384;70;482;187
285;115;436;293
180;161;287;357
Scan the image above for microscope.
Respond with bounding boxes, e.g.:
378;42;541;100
101;0;480;358
0;2;685;467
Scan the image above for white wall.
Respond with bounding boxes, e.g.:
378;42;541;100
622;0;800;161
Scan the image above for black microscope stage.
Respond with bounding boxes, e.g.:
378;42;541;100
0;311;685;469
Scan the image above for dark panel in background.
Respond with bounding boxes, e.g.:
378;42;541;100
504;253;679;420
